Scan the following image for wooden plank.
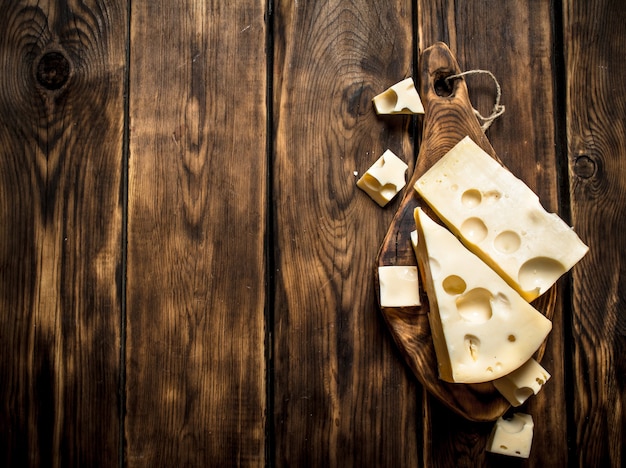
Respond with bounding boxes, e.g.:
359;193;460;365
417;1;569;465
0;1;125;466
126;1;267;465
564;1;626;466
272;1;421;465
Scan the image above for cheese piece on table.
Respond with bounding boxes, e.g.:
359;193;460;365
414;208;552;383
414;136;588;301
357;150;407;207
372;77;425;115
378;266;420;307
486;413;534;458
493;358;551;407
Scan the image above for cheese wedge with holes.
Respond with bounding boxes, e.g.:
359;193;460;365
372;77;425;115
414;208;552;383
486;413;534;458
378;266;421;307
415;136;588;301
493;358;551;407
357;150;407;207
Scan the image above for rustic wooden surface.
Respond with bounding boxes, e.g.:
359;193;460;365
0;0;623;466
0;1;125;465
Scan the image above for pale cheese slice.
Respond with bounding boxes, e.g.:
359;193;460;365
410;230;419;258
357;149;407;207
486;413;534;458
493;358;551;407
414;208;552;383
372;77;425;115
415;136;588;301
378;266;420;307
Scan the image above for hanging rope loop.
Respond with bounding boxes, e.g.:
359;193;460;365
446;69;505;131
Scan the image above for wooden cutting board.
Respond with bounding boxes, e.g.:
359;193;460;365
375;42;557;422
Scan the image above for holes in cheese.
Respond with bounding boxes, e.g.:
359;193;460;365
518;257;566;294
415;135;588;301
486;413;534;458
378;266;420;307
494;230;521;254
442;275;466;295
372;77;425;115
456;288;493;323
414;207;552;383
493;358;551;407
461;188;482;207
357;150;407;207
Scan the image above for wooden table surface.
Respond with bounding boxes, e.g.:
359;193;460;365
1;1;624;466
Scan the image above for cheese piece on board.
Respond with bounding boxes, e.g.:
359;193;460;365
414;136;588;301
378;266;420;307
414;208;552;383
357;150;407;207
372;77;425;115
410;229;419;258
486;413;534;458
493;358;551;407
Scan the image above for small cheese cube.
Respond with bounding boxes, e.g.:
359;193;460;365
414;208;552;383
486;413;534;458
415;136;588;301
357;150;407;207
378;266;420;307
493;358;551;406
372;77;425;115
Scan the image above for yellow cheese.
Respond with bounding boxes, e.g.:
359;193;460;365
378;266;420;307
372;77;425;115
493;358;551;407
357;150;407;207
415;136;588;301
414;208;552;383
486;413;534;458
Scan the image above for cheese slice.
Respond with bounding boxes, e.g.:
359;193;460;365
410;229;419;258
486;413;534;458
378;266;421;307
415;136;588;301
357;149;407;207
372;77;425;115
414;208;552;383
493;358;551;406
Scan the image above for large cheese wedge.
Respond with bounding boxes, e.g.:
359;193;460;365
415;136;588;301
414;208;552;383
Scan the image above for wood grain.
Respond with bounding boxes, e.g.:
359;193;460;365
417;1;569;465
564;0;626;465
272;0;421;464
126;1;267;465
0;1;125;465
0;1;623;466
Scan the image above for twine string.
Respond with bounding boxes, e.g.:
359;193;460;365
446;69;505;131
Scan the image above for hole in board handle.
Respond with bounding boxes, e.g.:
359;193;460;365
433;71;455;97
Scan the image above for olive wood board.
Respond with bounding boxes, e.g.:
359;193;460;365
375;42;557;422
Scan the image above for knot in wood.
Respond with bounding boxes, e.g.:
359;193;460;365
36;51;70;91
573;155;596;179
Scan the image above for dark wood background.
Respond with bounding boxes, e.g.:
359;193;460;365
1;0;624;466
